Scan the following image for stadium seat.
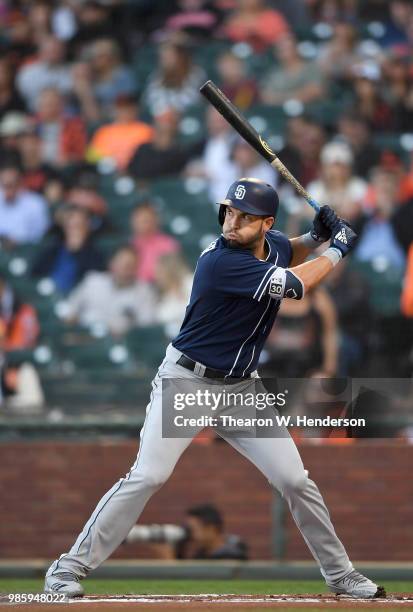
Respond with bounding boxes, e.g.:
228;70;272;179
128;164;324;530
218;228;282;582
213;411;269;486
178;104;207;143
246;104;287;136
125;325;169;368
6;345;56;372
150;177;212;220
57;334;136;372
40;371;150;410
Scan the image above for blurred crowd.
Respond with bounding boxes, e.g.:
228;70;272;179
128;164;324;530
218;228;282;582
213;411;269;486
0;0;413;413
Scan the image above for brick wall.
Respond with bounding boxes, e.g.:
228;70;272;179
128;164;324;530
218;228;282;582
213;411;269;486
1;439;412;561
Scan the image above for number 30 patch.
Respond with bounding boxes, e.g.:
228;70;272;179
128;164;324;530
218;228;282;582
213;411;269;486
268;268;286;299
269;278;283;296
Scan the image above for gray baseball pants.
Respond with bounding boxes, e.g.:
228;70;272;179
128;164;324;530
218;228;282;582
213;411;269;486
47;344;352;581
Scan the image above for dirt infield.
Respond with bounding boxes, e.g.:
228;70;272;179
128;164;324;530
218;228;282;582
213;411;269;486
3;593;413;611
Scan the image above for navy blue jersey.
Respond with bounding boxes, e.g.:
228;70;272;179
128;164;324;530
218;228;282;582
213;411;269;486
173;230;293;377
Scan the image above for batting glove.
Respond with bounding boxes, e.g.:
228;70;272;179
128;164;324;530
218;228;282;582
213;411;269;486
311;205;339;243
330;220;358;258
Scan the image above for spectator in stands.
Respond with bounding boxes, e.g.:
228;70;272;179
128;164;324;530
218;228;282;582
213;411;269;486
355;165;411;378
64;245;156;335
35;87;87;168
130;202;180;283
26;1;54;47
0;58;27;120
64;177;108;234
406;149;413;195
16;36;72;112
69;3;120;57
32;207;104;295
355;167;406;271
128;109;204;180
44;166;108;238
197;107;236;204
317;22;361;83
350;65;394;132
162;0;220;40
87;94;153;170
144;35;205;117
364;151;413;209
16;126;63;199
380;0;412;48
382;51;413;132
0;112;32;158
0;275;43;408
393;194;413;254
307;141;367;222
0;276;39;351
2;9;36;69
216;51;258;111
261;287;338;378
309;0;358;24
154;253;193;334
324;260;372;376
72;38;135;123
401;244;413;317
337;111;380;178
222;0;289;53
261;34;325;106
0;160;49;247
406;8;413;49
278;116;326;188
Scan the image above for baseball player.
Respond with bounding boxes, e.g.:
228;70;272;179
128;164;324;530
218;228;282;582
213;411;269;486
45;178;385;599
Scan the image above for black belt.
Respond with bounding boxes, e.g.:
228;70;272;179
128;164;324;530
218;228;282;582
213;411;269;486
176;354;251;380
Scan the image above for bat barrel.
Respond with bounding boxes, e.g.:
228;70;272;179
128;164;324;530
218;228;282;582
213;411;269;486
200;80;276;163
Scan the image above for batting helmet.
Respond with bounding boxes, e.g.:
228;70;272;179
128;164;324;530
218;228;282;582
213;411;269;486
218;178;279;226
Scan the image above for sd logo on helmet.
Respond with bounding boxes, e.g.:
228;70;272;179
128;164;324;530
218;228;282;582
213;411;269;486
217;178;279;226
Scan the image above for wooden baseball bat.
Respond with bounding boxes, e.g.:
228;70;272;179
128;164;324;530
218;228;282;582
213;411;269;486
200;80;320;213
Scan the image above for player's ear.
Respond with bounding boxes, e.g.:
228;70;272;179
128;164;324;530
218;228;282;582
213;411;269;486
264;216;275;231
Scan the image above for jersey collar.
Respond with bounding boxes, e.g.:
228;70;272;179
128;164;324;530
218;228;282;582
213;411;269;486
261;235;271;262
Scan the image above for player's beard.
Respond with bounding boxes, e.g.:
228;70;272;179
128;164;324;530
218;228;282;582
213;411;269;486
225;227;264;253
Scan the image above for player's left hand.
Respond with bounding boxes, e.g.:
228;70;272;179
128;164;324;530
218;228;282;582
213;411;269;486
311;205;339;243
330;220;358;258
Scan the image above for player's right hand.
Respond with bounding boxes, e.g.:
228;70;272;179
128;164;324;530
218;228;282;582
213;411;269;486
311;205;339;242
330;220;358;258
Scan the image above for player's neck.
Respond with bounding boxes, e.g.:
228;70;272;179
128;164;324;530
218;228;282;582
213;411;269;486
253;237;268;261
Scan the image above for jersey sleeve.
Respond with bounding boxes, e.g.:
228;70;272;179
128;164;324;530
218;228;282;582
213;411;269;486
270;229;293;267
212;251;281;302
